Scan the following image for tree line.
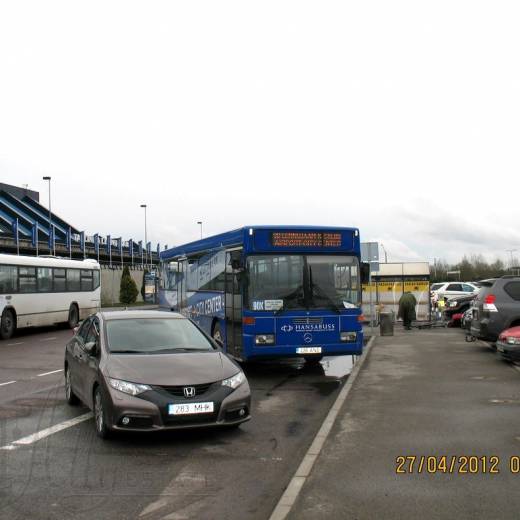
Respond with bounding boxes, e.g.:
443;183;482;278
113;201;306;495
431;255;513;283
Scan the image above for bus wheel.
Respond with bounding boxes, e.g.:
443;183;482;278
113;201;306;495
0;309;15;340
212;322;223;344
68;304;79;329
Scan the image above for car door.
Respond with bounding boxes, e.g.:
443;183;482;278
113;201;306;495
76;317;101;408
67;317;92;401
444;283;463;299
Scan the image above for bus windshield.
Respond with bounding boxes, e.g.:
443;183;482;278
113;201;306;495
246;255;360;311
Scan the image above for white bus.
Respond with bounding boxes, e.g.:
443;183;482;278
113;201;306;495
0;254;101;339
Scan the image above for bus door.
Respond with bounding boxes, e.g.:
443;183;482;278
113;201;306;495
225;251;243;358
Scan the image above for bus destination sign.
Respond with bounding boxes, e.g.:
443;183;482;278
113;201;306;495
271;232;342;248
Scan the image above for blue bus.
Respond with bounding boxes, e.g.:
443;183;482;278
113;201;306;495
159;226;364;362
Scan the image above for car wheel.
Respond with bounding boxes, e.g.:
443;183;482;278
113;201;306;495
65;366;80;405
67;304;79;329
0;309;16;340
94;387;111;439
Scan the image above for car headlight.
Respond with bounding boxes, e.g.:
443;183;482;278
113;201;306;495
222;371;245;389
255;334;275;345
107;377;151;396
449;301;458;308
340;331;357;342
506;337;520;345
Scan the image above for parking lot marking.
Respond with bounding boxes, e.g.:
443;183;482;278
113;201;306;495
0;412;93;451
6;342;23;346
269;336;376;520
0;381;16;387
37;369;63;377
41;337;57;342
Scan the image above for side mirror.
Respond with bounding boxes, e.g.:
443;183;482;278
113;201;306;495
230;250;243;271
84;341;98;355
73;326;80;336
361;262;370;284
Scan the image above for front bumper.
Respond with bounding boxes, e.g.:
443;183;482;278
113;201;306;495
104;379;251;432
496;341;520;361
243;341;363;361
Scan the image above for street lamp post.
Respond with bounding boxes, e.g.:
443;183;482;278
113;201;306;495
197;221;203;240
380;243;388;263
42;176;53;255
506;249;517;272
140;204;148;267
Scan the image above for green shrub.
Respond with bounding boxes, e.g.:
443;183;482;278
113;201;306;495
120;266;138;304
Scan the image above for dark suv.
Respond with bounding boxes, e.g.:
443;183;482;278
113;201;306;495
470;277;520;342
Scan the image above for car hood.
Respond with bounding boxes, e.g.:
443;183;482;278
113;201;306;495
104;351;240;386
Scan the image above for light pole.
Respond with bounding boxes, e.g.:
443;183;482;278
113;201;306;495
197;221;203;240
380;243;388;263
506;249;517;271
140;204;148;267
42;176;53;255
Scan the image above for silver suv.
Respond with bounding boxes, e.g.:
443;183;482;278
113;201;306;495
470;277;520;342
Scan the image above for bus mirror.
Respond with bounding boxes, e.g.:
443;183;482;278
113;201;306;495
230;251;243;271
361;262;370;284
214;338;224;349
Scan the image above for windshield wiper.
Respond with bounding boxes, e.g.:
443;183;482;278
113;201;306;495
150;347;212;353
309;267;341;314
110;350;148;354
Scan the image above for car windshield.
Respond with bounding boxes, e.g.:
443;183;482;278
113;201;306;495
246;254;360;311
106;318;214;354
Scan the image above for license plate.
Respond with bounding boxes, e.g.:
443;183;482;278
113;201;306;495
296;347;322;354
497;344;505;353
168;402;214;415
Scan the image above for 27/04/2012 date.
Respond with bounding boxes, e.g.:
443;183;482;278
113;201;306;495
396;456;520;474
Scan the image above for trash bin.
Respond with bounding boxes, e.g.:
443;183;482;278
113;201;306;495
379;311;394;336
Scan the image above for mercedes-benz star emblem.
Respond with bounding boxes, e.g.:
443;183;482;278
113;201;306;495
303;333;313;344
183;386;196;398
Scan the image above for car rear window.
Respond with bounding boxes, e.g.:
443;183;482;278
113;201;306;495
106;318;215;353
430;283;443;291
504;282;520;301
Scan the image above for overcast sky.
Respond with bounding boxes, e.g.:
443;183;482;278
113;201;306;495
1;1;519;265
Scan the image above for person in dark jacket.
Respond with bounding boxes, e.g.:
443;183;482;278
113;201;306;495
398;292;417;330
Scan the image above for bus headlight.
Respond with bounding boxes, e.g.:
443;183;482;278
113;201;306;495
255;334;275;345
222;371;245;389
340;332;357;342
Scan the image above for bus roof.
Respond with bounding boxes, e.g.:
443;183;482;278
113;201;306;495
0;254;100;269
161;225;360;261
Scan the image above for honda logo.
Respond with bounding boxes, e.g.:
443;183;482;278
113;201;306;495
183;386;196;398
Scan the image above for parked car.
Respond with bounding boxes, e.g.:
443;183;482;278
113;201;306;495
64;310;251;438
444;293;477;318
470;276;520;342
431;282;480;300
496;326;520;361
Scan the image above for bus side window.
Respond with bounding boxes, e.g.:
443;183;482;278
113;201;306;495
37;267;53;292
54;268;67;292
0;265;18;294
93;270;100;290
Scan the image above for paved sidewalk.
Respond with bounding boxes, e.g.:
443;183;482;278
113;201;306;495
288;327;520;519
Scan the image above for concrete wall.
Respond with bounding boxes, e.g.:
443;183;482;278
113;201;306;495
101;267;144;306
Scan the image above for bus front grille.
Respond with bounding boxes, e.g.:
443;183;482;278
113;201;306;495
292;318;323;325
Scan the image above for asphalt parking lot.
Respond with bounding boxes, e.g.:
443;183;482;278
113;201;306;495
0;326;356;520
